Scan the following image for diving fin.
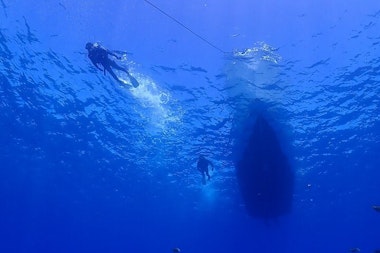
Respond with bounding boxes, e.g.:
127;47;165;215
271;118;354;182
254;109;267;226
129;75;139;88
126;71;139;88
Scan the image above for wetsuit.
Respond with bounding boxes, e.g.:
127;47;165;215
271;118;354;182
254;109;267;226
87;43;127;82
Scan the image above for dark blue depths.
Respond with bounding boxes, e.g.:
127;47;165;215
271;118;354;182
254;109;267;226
1;1;380;253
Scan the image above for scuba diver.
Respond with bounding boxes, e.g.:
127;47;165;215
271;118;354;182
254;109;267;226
85;42;139;87
197;155;214;184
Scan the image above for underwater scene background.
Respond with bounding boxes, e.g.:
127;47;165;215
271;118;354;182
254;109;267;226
0;0;380;252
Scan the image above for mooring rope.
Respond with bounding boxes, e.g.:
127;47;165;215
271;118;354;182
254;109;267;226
143;0;228;54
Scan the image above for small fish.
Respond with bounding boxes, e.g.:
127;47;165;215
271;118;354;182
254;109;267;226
372;205;380;212
350;248;360;252
172;248;181;253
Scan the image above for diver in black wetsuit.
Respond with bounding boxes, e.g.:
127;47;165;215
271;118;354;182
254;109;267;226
85;42;139;87
197;155;214;184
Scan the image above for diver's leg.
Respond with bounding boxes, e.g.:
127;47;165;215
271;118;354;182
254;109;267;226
105;65;121;82
109;60;128;73
201;172;206;185
109;60;139;87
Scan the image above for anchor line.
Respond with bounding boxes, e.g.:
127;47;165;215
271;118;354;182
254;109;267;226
143;0;228;54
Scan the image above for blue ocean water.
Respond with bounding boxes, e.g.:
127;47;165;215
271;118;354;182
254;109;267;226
1;0;380;252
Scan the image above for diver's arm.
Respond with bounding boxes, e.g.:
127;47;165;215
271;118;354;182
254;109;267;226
208;160;214;170
107;50;121;60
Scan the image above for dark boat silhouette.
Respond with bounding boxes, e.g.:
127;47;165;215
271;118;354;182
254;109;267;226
235;114;294;218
